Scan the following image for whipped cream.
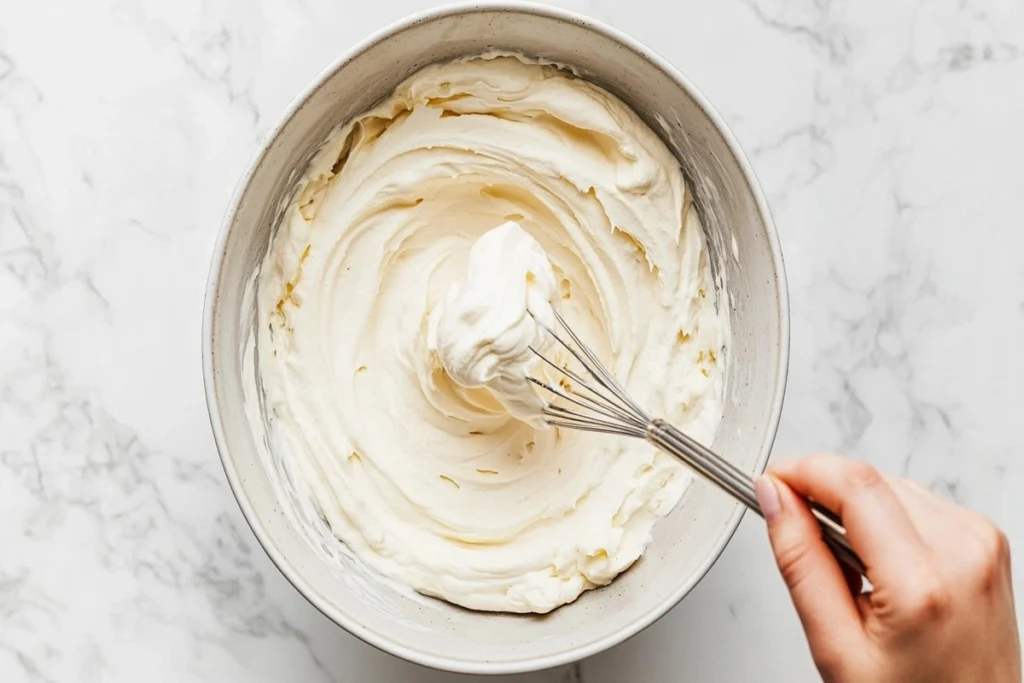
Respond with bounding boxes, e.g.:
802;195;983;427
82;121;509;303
251;54;729;613
427;221;556;428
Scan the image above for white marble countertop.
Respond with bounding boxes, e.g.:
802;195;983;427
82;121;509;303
3;0;1023;680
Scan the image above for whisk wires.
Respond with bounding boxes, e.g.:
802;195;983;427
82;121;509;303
527;310;651;438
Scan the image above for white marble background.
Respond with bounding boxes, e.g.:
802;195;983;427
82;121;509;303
2;0;1022;680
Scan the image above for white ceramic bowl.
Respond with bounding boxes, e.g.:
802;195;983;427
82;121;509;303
203;1;788;674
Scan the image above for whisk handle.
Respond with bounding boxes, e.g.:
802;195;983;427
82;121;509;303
646;419;866;577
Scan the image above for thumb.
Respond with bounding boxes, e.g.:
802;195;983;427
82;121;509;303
755;475;863;656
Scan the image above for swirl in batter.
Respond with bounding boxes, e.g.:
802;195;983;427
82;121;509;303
253;54;728;613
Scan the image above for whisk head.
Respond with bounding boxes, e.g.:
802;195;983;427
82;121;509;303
527;310;651;439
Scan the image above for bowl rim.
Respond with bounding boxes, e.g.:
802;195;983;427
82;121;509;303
202;0;791;674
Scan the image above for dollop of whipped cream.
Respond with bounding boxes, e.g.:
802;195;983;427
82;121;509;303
427;221;556;428
250;54;729;613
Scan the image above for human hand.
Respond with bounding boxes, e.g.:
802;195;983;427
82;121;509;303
754;454;1021;683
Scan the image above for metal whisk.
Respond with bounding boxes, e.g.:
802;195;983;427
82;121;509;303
528;310;866;577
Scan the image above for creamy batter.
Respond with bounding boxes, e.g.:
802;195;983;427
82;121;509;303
252;54;728;613
427;220;558;428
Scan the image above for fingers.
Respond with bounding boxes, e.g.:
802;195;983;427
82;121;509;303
755;475;863;657
884;476;950;547
770;455;933;593
887;476;991;567
893;478;1014;594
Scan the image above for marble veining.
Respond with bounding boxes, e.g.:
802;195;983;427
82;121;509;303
1;0;1022;681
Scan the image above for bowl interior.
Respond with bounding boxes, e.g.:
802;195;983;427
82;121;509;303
205;4;786;674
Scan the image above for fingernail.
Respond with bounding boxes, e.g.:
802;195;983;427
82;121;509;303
755;476;782;523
